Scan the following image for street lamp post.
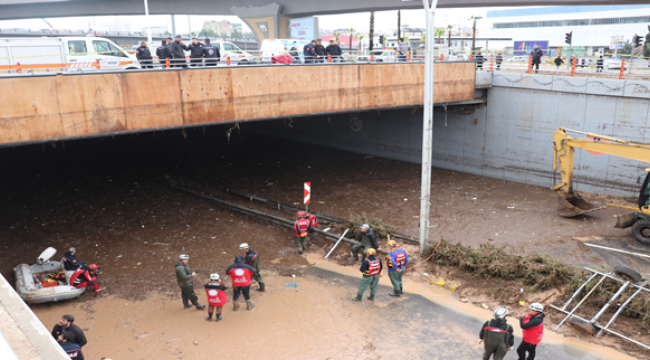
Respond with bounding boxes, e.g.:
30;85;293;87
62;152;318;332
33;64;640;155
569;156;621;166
419;0;438;254
143;0;152;46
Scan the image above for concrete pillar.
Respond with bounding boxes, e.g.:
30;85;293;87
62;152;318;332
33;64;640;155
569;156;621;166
231;2;295;44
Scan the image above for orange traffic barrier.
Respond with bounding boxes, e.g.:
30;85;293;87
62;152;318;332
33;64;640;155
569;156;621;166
489;54;494;72
166;58;170;68
571;57;576;77
15;62;22;74
527;56;532;74
227;57;231;66
440;54;443;60
619;58;626;79
370;54;374;62
469;54;473;60
407;52;411;62
94;60;100;70
328;54;332;63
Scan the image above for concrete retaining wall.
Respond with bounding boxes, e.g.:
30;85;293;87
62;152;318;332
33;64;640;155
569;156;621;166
251;74;650;197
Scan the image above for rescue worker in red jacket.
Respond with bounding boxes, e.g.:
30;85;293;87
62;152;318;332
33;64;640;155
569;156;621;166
517;303;545;360
204;273;228;322
306;212;318;233
294;211;311;254
70;264;108;296
352;248;382;302
226;255;257;311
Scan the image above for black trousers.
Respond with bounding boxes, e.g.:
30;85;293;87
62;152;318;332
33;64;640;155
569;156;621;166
139;59;153;69
517;341;537;360
205;59;219;67
190;58;203;67
233;285;251;302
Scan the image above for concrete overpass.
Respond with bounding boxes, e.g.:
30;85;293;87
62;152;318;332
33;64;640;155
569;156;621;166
0;62;476;147
1;0;649;42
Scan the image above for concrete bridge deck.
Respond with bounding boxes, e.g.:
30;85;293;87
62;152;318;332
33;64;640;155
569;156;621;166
0;62;476;147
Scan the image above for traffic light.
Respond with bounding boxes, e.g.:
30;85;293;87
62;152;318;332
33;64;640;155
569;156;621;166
565;31;572;45
379;35;384;45
634;34;643;47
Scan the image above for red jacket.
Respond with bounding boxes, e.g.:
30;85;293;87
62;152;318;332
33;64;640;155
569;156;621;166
227;267;255;287
294;218;310;236
204;282;228;306
69;268;95;287
307;213;318;228
521;313;545;345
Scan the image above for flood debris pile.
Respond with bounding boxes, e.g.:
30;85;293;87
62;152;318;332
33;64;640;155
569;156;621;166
425;239;575;293
346;213;395;239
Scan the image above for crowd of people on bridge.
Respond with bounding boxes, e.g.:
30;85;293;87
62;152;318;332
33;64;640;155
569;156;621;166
135;35;221;68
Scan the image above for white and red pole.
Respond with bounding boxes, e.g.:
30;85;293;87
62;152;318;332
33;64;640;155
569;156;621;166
304;182;311;213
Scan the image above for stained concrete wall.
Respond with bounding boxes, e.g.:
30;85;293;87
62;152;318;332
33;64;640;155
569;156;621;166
251;74;650;197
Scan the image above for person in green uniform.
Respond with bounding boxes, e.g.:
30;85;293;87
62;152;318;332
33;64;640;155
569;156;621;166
240;243;265;292
386;240;408;296
175;254;205;310
352;248;383;302
351;224;379;262
479;307;514;360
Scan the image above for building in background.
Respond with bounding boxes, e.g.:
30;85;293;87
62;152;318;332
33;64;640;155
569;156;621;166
483;5;650;56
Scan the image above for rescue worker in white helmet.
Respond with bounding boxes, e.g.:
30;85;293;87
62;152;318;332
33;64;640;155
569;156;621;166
517;303;545;360
479;307;514;360
175;254;205;310
240;243;265;292
351;224;379;262
204;273;227;321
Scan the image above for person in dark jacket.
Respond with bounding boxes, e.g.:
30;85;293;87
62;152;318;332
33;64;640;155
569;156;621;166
351;223;379;261
303;40;316;64
175;254;205;309
135;41;153;69
156;40;169;66
171;35;189;68
51;314;87;348
517;303;545;360
187;37;203;67
240;243;265;292
63;247;84;271
326;39;343;63
226;255;258;311
476;51;485;71
479;307;514;360
314;39;326;63
202;38;220;67
58;332;85;360
554;55;564;70
352;248;382;302
531;45;544;73
289;47;300;62
495;52;503;70
596;55;604;73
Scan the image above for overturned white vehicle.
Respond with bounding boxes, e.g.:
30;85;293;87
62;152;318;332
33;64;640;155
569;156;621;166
14;247;85;304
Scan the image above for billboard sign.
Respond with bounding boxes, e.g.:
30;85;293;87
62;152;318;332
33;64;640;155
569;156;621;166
288;17;319;41
514;40;549;55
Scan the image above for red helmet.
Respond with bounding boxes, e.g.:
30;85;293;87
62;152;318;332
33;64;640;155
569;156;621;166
88;264;100;273
297;211;306;218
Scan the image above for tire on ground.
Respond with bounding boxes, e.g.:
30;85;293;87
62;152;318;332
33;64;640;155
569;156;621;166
631;218;650;246
614;265;644;283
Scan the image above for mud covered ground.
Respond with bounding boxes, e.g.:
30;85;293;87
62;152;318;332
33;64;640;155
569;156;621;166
0;125;647;359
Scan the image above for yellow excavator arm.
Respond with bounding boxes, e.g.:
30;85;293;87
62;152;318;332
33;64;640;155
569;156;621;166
552;127;650;217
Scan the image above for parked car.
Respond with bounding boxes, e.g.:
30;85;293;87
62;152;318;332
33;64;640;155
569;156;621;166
357;50;394;63
608;57;629;70
210;40;255;65
14;247;86;304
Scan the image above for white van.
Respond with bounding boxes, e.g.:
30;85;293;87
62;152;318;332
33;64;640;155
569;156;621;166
208;39;255;65
260;39;310;64
0;36;140;73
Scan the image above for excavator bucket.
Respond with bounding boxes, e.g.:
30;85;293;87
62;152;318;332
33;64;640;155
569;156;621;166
615;212;639;229
556;191;600;218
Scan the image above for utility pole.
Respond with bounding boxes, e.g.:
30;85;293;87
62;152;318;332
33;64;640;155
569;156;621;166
172;15;176;36
419;0;439;254
143;0;152;46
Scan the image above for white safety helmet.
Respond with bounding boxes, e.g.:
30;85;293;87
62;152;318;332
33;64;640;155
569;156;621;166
210;273;220;281
361;224;370;230
529;303;544;313
494;307;508;320
69;247;77;254
179;254;189;260
239;243;249;250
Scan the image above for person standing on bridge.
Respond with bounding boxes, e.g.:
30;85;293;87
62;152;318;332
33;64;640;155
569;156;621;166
294;211;311;254
351;224;378;262
135;41;153;69
517;303;545;360
240;243;265;292
188;37;204;67
554;55;564;70
175;254;206;310
397;38;409;62
530;45;544;74
304;40;316;64
315;39;326;63
171;35;189;68
226;255;257;311
326;39;343;63
386;239;408;296
156;40;169;67
352;248;382;302
496;52;503;71
596;55;604;73
479;307;514;360
203;38;220;67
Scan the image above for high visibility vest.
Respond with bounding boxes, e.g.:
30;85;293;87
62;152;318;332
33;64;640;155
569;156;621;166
522;314;544;345
394;250;406;267
205;284;227;306
367;259;381;276
295;218;309;236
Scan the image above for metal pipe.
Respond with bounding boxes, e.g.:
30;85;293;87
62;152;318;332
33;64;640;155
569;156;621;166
585;243;650;260
325;229;349;259
599;281;648;336
590;281;630;323
584;267;650;293
554;273;608;331
419;0;439;254
549;305;650;352
562;272;599;310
